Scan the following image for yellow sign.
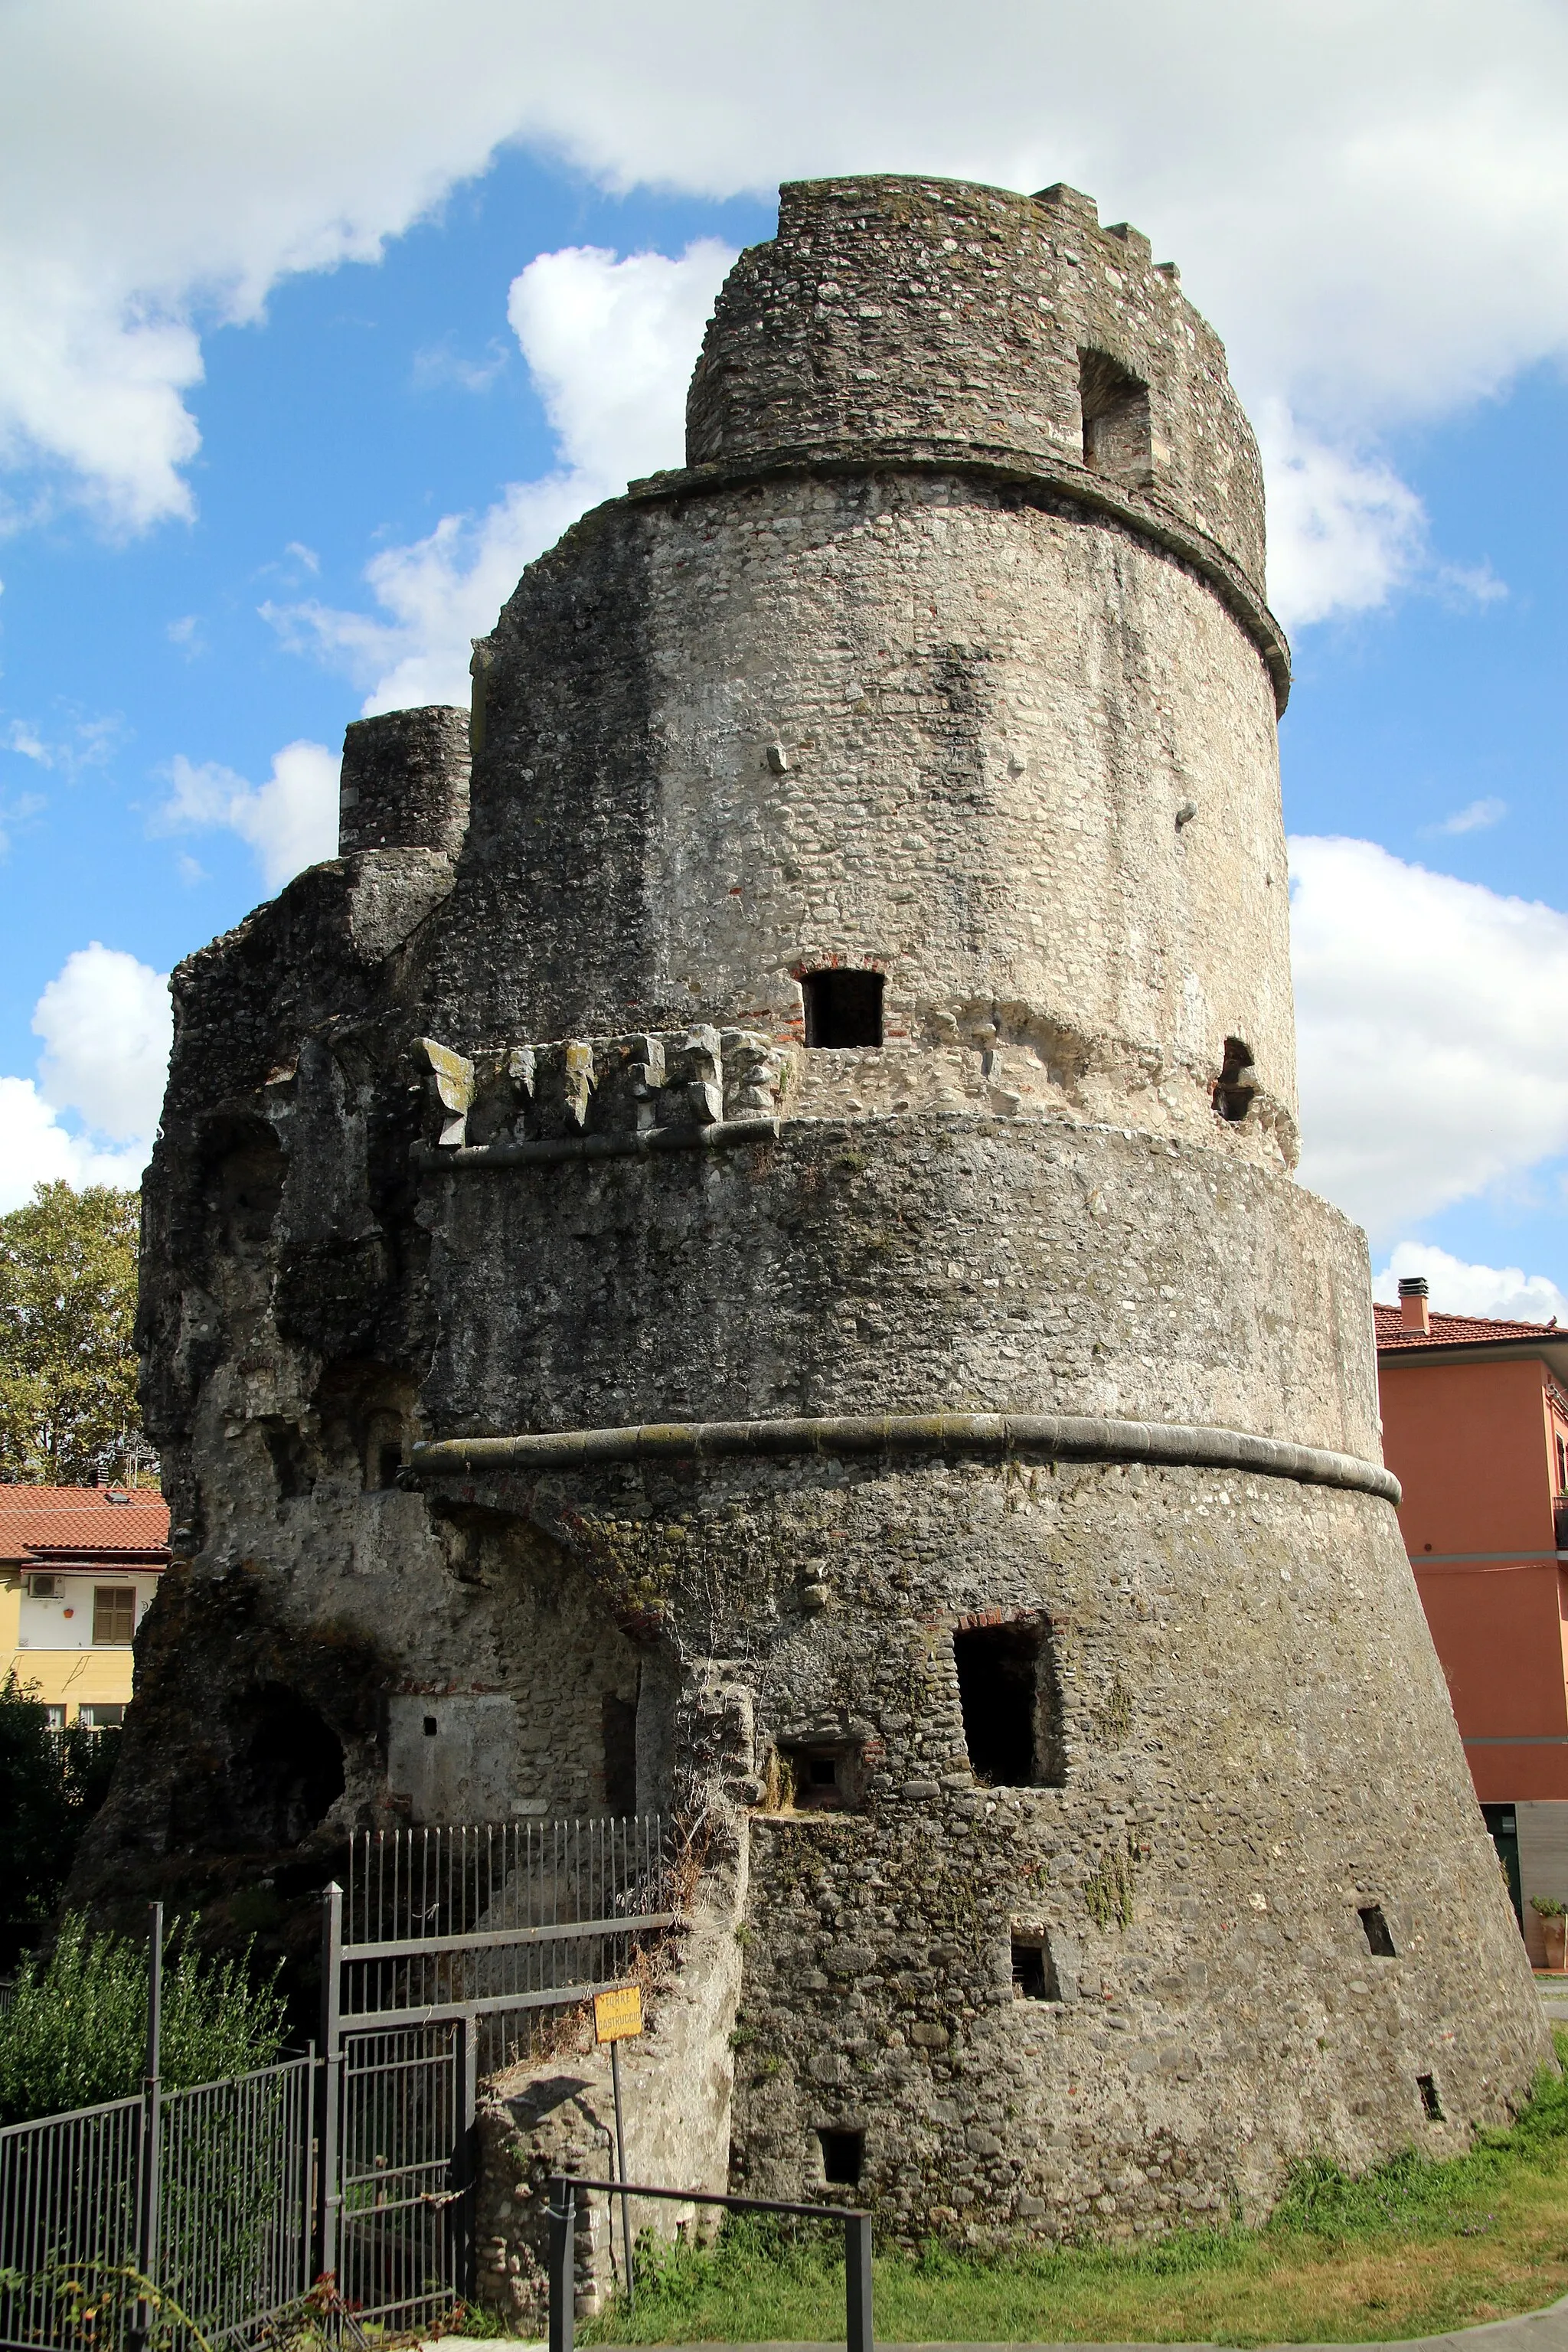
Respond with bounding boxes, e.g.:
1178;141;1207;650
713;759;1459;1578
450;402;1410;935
593;1984;644;2044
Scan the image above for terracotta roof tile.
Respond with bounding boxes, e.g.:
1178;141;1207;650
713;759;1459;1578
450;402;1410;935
0;1484;169;1565
1374;1303;1562;1352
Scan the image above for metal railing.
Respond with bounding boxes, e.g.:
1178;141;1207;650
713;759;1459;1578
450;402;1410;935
547;2177;874;2352
338;1814;676;2030
0;2090;142;2348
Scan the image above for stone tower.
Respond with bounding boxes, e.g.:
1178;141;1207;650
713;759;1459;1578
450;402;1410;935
86;176;1546;2251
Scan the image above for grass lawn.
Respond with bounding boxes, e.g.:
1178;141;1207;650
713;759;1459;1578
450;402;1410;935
576;2033;1568;2346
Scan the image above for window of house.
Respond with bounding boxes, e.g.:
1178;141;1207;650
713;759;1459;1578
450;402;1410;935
1556;1433;1566;1494
93;1586;136;1645
953;1619;1067;1787
802;969;884;1048
79;1704;126;1731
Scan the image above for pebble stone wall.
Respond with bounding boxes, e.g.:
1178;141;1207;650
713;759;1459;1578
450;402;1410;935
75;174;1549;2272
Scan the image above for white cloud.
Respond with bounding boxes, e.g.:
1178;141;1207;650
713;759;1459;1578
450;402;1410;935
33;942;172;1142
270;239;737;710
1256;403;1427;629
0;942;172;1210
1371;1243;1568;1326
1426;795;1507;836
1291;835;1568;1241
158;738;340;890
4;0;1568;577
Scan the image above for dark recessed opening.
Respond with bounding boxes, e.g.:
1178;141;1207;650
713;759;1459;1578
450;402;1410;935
808;1758;838;1787
802;969;884;1049
377;1443;403;1491
953;1619;1066;1788
1012;1936;1061;2001
423;1715;439;1737
1214;1036;1256;1122
603;1692;639;1817
818;2127;864;2187
1359;1903;1397;1958
230;1685;345;1849
1418;2073;1444;2120
1079;349;1152;483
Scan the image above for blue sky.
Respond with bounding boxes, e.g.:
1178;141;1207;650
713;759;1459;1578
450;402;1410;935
2;1;1566;1321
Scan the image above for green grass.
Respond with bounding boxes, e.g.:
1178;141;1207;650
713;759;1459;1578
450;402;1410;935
574;2033;1568;2346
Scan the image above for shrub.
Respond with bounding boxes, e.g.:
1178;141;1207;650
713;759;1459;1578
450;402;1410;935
0;1913;286;2126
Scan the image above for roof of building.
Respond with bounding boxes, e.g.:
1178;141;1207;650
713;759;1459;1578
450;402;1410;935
1374;1302;1563;1354
0;1484;170;1568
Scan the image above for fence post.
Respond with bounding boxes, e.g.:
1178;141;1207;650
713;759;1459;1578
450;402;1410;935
844;2210;873;2352
547;2175;576;2352
129;1901;163;2352
452;2013;479;2301
318;1883;343;2286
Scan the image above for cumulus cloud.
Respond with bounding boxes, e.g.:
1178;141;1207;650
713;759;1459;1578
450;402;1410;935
0;942;172;1210
1371;1242;1568;1325
1255;403;1428;629
4;0;1568;584
270;240;736;710
158;738;340;890
1290;835;1568;1241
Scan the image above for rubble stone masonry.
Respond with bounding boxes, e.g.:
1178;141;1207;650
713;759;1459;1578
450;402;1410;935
77;175;1547;2296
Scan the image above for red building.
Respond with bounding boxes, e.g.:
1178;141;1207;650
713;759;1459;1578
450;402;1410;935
1376;1276;1568;1962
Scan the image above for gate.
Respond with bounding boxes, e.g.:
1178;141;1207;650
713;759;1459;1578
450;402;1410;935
321;1814;676;2337
0;1818;678;2347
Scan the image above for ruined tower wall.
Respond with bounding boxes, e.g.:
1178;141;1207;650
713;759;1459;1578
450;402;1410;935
86;172;1550;2268
449;469;1295;1151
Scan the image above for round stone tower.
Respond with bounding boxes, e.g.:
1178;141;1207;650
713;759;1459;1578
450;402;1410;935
103;174;1547;2263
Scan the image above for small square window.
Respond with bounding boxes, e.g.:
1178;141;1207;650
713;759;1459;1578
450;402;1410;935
802;970;884;1049
1011;1935;1061;2001
92;1586;136;1645
818;2127;864;2187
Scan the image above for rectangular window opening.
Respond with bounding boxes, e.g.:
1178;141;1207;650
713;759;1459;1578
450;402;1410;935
1079;349;1152;484
1418;2073;1444;2121
603;1691;639;1818
953;1619;1066;1788
1011;1934;1061;2001
78;1704;126;1731
802;969;884;1049
1359;1903;1397;1958
818;2127;864;2187
92;1586;136;1646
423;1714;439;1737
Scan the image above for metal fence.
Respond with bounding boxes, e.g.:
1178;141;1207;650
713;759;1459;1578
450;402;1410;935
0;2057;314;2351
0;1818;682;2350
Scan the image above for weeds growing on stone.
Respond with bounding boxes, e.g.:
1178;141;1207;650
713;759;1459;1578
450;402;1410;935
576;2033;1568;2345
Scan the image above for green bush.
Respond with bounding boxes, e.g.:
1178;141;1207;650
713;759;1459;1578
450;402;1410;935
0;1669;122;1968
0;1912;286;2126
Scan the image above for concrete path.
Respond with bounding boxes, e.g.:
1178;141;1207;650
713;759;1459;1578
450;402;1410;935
428;2290;1568;2350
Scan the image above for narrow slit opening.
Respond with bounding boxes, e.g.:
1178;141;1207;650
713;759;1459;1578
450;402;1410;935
1214;1036;1256;1122
1359;1903;1397;1958
1418;2073;1444;2120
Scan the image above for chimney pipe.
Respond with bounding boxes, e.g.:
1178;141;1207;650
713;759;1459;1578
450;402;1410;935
1398;1276;1431;1336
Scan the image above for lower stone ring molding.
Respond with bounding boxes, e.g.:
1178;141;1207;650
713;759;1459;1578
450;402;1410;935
409;1410;1400;1504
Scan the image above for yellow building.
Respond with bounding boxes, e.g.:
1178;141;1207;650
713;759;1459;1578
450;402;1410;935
0;1485;168;1726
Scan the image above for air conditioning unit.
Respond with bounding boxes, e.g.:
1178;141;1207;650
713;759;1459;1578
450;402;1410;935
28;1573;60;1599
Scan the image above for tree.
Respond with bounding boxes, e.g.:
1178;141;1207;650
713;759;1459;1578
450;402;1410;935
0;1181;152;1485
0;1671;122;1969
